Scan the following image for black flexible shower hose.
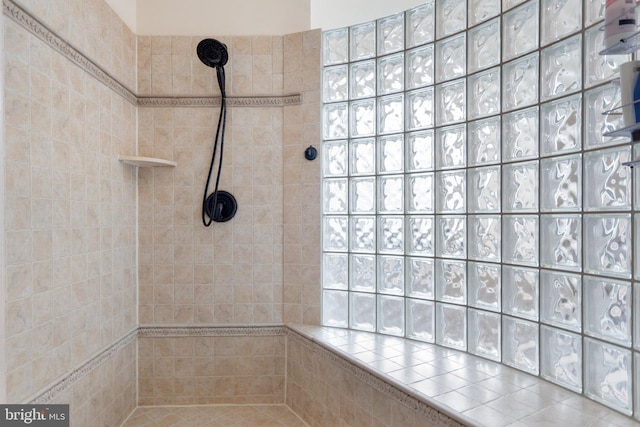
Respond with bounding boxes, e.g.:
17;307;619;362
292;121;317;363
202;65;227;227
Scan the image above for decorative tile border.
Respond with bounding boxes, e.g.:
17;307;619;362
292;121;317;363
27;323;467;425
138;324;287;337
137;95;302;108
28;329;138;404
2;0;301;108
286;328;470;427
2;0;138;105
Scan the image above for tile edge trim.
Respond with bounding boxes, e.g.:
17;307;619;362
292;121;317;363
28;329;138;404
138;324;287;337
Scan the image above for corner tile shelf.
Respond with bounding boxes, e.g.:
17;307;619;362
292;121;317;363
118;155;177;167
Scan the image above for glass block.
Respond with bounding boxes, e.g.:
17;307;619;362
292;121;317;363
468;18;501;73
636;147;640;211
436;0;466;39
503;1;539;61
637;216;640;281
378;295;405;336
637;354;640;421
502;107;539;161
407;257;435;299
378;216;404;254
584;338;632;415
407;173;434;213
436;33;466;83
407;299;435;342
541;0;581;46
323;216;348;252
436;171;466;213
584;276;632;347
585;0;605;26
633;282;640;348
378;256;404;295
407;2;435;47
468;309;501;361
378;53;404;95
350;292;376;332
350;60;376;99
377;13;404;55
322;290;348;327
323;178;348;214
468;215;501;261
436;124;466;169
584;147;631;211
503;161;539;212
584;215;632;279
468;262;501;312
503;53;539;111
377;94;404;134
350;177;375;213
548;148;580;210
503;265;539;321
323;28;349;66
541;95;582;155
406;130;434;172
323;253;348;289
322;140;348;177
503;0;528;11
350;138;375;176
469;0;500;26
541;35;582;101
502;215;539;266
468;67;500;120
406;88;434;130
584;84;625;149
436;303;467;350
468;166;501;213
436;79;466;126
349;98;376;137
378;134;403;174
350;216;376;253
540;215;581;271
378;176;404;213
584;25;627;89
540;326;582;393
406;44;434;89
323;102;348;140
541;270;581;332
436;216;466;259
407;216;434;256
502;316;539;375
469;117;501;166
436;259;467;304
350;21;376;61
323;65;348;102
349;254;376;292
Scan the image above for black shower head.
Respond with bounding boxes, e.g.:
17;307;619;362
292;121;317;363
197;38;228;68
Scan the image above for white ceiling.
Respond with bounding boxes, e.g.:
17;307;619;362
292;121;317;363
105;0;427;35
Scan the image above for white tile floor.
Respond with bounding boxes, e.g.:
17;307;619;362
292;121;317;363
291;325;640;427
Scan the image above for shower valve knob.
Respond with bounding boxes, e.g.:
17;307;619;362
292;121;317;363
304;145;317;161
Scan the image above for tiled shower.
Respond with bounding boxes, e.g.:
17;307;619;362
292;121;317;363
3;0;640;425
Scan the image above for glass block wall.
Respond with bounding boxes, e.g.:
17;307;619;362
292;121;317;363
320;0;640;418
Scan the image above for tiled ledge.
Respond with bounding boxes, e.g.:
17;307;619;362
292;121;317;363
288;325;639;427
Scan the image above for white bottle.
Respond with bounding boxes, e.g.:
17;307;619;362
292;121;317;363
605;0;637;49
